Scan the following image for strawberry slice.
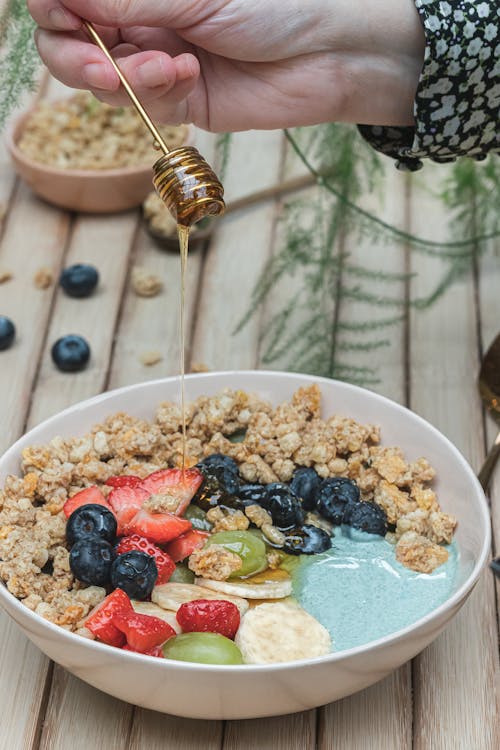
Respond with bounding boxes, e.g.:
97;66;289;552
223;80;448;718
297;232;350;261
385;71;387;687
176;599;240;640
116;534;175;584
84;588;133;647
105;475;142;489
63;486;110;519
140;468;203;516
126;508;192;545
166;529;210;563
113;611;176;652
108;485;150;536
123;644;164;658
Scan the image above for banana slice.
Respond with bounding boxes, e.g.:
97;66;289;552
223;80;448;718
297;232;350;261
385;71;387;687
131;600;181;633
235;601;332;664
151;582;249;615
194;576;292;600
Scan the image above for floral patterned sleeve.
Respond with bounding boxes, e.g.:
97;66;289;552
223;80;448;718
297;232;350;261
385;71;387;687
358;0;500;171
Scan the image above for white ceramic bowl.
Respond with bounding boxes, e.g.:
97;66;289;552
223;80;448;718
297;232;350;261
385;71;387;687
0;371;490;719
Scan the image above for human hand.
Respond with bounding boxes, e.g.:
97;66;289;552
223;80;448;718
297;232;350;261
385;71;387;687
28;0;425;131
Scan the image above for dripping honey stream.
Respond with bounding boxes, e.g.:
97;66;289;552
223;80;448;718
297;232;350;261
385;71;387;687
83;20;225;472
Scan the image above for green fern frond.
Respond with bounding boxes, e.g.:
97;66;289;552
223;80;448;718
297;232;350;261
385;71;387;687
0;1;40;130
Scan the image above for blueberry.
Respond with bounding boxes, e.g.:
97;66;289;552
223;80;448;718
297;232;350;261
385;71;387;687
69;537;115;586
197;454;240;494
0;316;15;351
111;550;158;600
66;504;117;547
343;501;388;536
290;468;322;511
265;483;305;530
490;558;500;578
192;473;238;511
283;525;332;555
51;334;90;372
316;477;360;525
236;483;269;507
60;263;99;298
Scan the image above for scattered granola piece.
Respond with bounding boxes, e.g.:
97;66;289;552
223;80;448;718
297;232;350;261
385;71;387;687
191;362;210;373
395;531;449;573
33;266;54;289
131;266;163;297
140;350;163;367
188;544;242;581
0;268;12;284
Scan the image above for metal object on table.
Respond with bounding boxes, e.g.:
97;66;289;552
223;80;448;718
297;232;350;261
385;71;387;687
478;331;500;489
83;21;225;226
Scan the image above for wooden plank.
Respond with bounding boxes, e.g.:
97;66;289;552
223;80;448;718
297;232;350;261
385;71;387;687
190;129;284;370
129;710;223;750
475;224;500;742
39;667;133;750
26;210;137;427
408;164;499;749
0;129;71;750
319;161;412;749
224;711;315;750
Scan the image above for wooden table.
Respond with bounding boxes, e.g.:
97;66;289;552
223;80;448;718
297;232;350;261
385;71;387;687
0;85;499;750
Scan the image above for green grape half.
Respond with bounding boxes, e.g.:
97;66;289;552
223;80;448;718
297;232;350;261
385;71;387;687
169;563;195;584
205;530;267;578
162;632;244;665
183;504;213;531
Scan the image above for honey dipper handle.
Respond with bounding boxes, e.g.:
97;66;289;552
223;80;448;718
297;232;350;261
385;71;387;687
82;20;170;155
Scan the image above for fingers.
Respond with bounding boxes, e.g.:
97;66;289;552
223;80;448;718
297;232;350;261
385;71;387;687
35;28;200;122
27;0;214;30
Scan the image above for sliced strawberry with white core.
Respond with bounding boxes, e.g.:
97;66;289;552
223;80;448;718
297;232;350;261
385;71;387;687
140;468;203;516
108;485;150;536
127;508;192;544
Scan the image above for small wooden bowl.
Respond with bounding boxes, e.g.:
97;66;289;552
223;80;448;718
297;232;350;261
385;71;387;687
6;109;190;214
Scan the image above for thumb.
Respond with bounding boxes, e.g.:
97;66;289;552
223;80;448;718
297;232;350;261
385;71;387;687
28;0;224;30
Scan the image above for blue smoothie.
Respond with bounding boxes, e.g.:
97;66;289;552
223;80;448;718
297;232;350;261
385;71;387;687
292;525;459;651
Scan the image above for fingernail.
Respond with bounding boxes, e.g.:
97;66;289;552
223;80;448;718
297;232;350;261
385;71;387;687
83;63;113;90
48;7;81;30
136;58;168;87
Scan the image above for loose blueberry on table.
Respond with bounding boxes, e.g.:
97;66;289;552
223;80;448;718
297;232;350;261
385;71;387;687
62;456;388;662
0;315;15;351
51;334;91;372
59;263;99;298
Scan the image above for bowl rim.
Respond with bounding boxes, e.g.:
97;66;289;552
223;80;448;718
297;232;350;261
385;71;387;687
0;370;491;673
5;104;192;179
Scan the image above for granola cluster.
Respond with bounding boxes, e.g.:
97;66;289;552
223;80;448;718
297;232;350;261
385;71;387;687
18;92;188;170
0;385;456;630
